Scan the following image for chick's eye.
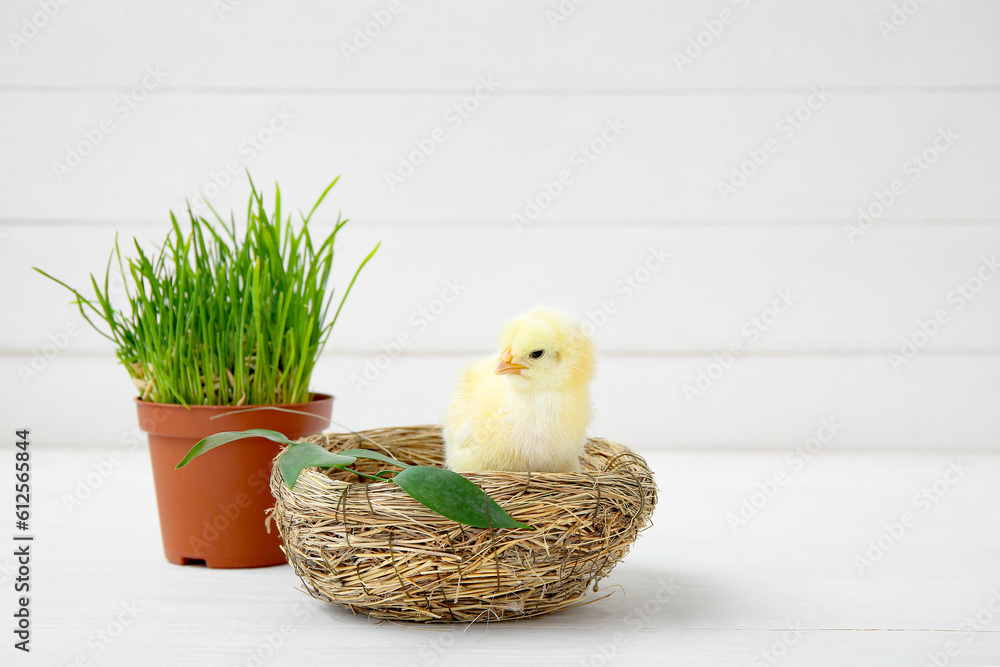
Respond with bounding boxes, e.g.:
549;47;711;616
529;349;545;359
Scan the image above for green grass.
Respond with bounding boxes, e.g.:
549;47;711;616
35;175;378;406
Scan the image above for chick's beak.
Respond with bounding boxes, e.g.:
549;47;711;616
494;348;527;375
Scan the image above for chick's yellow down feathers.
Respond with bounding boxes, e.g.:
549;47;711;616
444;307;595;473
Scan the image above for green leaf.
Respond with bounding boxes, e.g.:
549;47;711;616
335;448;412;469
176;431;530;530
175;428;299;469
277;441;357;489
391;466;533;530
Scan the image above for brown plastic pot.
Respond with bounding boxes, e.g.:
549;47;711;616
136;394;333;568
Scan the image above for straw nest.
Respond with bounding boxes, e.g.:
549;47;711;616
269;425;656;623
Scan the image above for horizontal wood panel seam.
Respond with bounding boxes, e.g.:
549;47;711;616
4;219;1000;227
3;349;999;358
3;86;1000;96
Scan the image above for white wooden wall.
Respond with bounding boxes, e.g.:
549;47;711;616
2;1;998;450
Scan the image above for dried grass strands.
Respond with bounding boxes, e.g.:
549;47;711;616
270;425;657;623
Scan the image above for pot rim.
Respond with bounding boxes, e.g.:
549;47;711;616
134;392;334;412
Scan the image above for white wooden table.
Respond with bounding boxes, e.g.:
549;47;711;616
4;447;999;666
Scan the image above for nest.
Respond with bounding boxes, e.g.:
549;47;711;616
269;425;656;622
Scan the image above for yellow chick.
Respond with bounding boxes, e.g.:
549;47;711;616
444;306;595;473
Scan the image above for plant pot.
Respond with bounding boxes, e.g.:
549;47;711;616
136;394;334;568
